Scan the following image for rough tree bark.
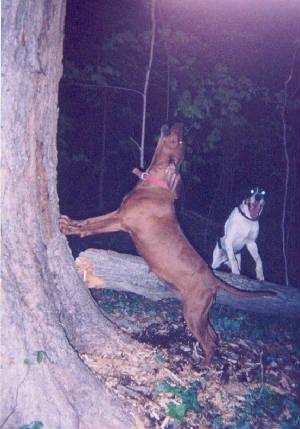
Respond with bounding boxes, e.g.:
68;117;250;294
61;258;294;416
1;2;142;428
75;249;300;319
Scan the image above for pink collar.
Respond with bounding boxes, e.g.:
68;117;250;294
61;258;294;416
132;168;169;190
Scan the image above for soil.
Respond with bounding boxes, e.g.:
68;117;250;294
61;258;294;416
84;289;300;429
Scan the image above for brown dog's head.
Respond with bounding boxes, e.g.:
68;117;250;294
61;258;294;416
148;124;185;198
154;123;185;167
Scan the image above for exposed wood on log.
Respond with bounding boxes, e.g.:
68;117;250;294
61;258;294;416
75;249;300;319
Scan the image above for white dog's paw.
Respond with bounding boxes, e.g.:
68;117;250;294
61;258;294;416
256;267;264;281
231;266;240;275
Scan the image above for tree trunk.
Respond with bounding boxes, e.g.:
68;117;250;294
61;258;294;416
75;249;300;319
1;2;141;428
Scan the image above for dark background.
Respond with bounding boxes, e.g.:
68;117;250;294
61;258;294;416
57;0;300;286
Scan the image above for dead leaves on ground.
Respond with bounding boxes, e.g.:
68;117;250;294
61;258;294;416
83;289;300;429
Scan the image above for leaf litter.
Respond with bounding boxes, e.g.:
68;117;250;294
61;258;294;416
82;289;300;429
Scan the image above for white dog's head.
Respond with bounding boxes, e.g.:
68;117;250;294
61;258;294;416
242;187;266;220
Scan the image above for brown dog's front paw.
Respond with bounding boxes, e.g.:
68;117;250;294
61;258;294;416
59;215;88;236
59;215;71;234
59;215;81;235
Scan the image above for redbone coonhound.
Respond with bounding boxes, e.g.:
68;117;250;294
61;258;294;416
59;124;273;365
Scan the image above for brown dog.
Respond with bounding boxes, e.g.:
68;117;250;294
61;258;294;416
59;124;273;365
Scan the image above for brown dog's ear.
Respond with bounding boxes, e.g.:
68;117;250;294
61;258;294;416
160;124;169;137
160;123;183;139
170;123;183;139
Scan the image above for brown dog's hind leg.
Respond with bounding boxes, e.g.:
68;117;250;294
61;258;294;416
59;210;123;237
183;289;217;366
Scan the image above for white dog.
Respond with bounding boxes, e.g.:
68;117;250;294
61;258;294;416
211;187;265;280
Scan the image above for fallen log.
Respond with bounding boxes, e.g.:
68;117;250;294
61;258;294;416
75;248;300;319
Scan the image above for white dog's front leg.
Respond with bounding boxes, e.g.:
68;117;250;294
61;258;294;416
246;241;264;281
224;241;240;275
236;252;241;271
211;242;227;269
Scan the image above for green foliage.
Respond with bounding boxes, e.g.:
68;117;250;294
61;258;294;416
171;62;263;180
24;351;48;365
167;402;187;421
234;386;300;429
59;17;300;223
63;59;119;86
19;421;43;429
99;290;148;316
175;64;253;146
157;380;202;421
35;351;47;364
155;354;166;363
102;29;155;88
212;315;242;335
207;386;300;429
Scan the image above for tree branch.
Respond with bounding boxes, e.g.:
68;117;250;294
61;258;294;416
140;0;156;169
63;79;144;98
280;41;299;286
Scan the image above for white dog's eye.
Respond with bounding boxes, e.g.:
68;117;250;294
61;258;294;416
250;189;254;194
261;191;266;195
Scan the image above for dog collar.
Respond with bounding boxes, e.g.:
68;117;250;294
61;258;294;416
238;206;259;222
132;168;169;190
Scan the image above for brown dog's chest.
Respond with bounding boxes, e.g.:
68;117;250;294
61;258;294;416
120;187;175;229
119;187;208;289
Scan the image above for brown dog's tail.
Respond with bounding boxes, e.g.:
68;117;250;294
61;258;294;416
215;277;276;297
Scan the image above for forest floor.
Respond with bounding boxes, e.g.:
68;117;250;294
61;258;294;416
88;289;300;429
